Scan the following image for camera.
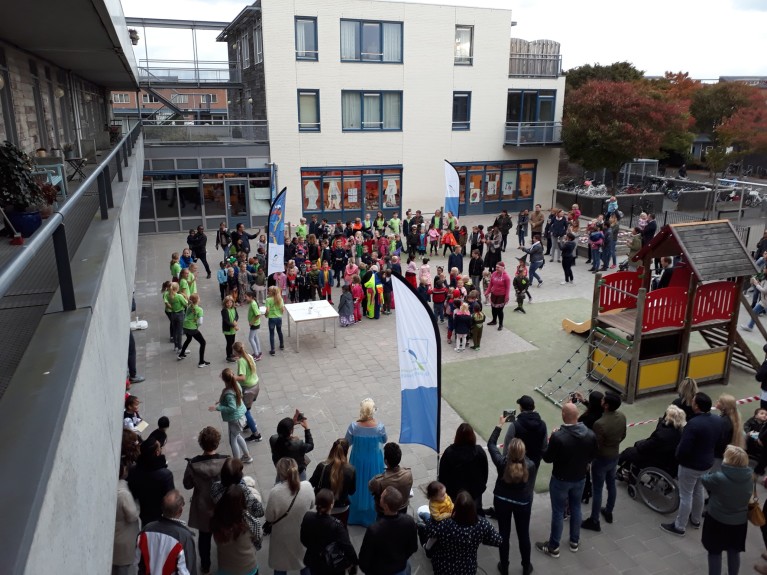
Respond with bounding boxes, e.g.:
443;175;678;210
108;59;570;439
503;409;516;422
294;409;307;423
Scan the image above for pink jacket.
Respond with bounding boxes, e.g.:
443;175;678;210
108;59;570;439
486;270;511;301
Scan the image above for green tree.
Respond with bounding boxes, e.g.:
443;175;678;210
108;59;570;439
565;62;644;91
563;80;691;188
689;82;754;139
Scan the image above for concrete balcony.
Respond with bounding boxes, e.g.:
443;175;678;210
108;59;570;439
508;54;562;78
142;119;268;144
504;121;563;147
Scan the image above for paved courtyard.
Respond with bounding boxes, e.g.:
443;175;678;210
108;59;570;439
131;224;766;575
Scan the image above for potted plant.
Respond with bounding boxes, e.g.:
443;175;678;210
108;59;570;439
0;141;44;237
63;142;75;160
38;182;58;219
128;29;140;45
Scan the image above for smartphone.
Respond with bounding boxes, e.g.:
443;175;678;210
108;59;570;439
503;409;516;422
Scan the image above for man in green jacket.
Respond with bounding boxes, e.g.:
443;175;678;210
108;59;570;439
581;392;626;531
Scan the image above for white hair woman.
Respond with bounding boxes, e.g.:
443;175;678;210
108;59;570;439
617;404;686;473
345;398;387;527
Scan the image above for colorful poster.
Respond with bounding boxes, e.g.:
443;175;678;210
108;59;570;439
267;187;287;277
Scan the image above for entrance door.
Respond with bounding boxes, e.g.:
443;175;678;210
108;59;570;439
362;177;381;219
226;180;250;229
465;172;484;215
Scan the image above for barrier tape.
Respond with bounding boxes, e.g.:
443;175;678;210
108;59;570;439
625;395;760;428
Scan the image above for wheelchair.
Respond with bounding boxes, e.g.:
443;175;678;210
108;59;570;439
617;461;679;515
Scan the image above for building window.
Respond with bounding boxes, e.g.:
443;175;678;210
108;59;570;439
112;93;130;104
301;166;402;215
298;90;320;132
452;92;471;130
201;94;218;104
171;94;189;104
241;31;251;68
142;94;160;104
295;17;318;61
342;91;402;131
340;20;402;63
455;25;473;65
506;90;555;122
253;25;263;64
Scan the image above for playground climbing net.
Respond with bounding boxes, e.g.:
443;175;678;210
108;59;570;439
534;328;632;406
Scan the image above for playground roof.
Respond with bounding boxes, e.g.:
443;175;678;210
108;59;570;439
632;220;758;282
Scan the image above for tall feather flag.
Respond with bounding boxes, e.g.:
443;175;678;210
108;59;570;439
267;187;287;277
444;159;460;216
392;271;441;452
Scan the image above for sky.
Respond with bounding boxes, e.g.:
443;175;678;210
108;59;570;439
122;0;767;79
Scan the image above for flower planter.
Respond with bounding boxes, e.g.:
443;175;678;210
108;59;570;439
7;209;42;238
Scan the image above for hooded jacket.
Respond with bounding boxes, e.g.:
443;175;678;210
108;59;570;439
542;422;597;482
182;453;228;531
438;443;489;502
503;410;548;466
127;453;175;525
702;464;753;525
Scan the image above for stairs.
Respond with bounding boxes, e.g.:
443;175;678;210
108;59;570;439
699;326;761;371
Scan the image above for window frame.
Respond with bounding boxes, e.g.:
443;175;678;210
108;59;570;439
201;94;218;104
297;89;321;132
170;94;189;104
112;93;130;104
253;24;263;64
339;19;403;64
142;93;160;104
452;91;471;131
454;25;474;66
341;90;403;132
295;16;319;61
506;89;557;123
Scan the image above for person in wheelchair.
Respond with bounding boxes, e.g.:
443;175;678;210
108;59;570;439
743;407;766;461
618;405;686;478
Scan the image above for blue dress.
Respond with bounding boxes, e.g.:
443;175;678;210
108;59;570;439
346;421;387;526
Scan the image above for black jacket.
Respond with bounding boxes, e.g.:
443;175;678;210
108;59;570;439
128;453;175;525
358;514;418;575
676;412;723;470
756;359;767;391
309;462;357;508
447;253;464;273
438;444;488;501
542;423;597;482
270;430;314;473
715;414;734;459
630;421;682;472
550;216;568;238
300;512;357;575
642;219;657;246
488;426;536;502
221;307;239;332
468;257;484;277
503;410;548;467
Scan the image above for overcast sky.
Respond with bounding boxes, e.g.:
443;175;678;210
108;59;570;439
123;0;767;79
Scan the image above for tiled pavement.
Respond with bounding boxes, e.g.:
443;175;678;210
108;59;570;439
131;226;766;575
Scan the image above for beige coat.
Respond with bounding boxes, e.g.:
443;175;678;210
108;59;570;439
530;210;545;234
265;480;315;571
113;479;140;566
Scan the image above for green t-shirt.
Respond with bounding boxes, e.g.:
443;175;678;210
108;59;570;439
388;218;401;234
170;262;181;279
171;293;187;313
183;304;203;330
265;296;283;319
296;224;308;239
237;357;259;388
223;307;237;335
248;300;261;327
188;272;197;295
179;278;190;297
434;216;441;230
162;291;171;312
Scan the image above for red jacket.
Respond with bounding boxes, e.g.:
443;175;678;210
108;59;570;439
486;270;511;301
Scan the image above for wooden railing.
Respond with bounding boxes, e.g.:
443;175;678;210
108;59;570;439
643;287;688;331
693;282;738;324
599;271;641;312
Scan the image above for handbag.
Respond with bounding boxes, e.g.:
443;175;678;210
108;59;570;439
322;540;352;570
263;490;299;536
748;480;766;527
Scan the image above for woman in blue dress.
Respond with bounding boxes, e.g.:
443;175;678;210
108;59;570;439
346;398;387;526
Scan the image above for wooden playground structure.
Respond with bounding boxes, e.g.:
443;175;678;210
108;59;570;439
585;221;763;403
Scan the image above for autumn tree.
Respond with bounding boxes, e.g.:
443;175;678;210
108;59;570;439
565;62;644;91
562;80;691;188
690;82;754;138
714;87;767;153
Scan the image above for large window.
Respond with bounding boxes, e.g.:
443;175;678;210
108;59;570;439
455;25;473;65
342;91;402;131
142;93;160;104
171;94;189;104
201;94;218;104
241;31;251;68
112;93;130;104
506;90;556;123
452;92;471;130
295;17;318;60
340;20;402;63
253;25;263;64
301;166;402;217
298;90;320;132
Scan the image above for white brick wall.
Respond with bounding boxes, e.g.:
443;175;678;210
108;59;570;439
261;0;565;218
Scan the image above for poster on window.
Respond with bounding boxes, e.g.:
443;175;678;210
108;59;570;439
519;172;532;197
501;171;517;197
383;178;400;207
303;179;320;211
348;188;358;204
324;179;342;211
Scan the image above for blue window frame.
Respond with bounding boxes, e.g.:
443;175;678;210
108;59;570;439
340;19;403;63
295;17;318;61
341;91;402;131
297;90;320;132
506;90;556;122
452;92;471;130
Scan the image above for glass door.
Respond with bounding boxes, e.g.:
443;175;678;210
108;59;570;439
225;180;249;229
537;95;555;142
362;177;381;219
465;172;484;215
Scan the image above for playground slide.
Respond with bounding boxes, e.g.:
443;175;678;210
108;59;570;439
562;309;624;335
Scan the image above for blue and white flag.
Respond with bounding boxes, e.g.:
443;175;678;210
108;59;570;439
267;187;287;277
444;159;460;216
392;272;441;452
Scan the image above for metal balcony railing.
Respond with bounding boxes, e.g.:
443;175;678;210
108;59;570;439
138;59;240;85
142;119;268;144
504;121;563;146
508;54;562;77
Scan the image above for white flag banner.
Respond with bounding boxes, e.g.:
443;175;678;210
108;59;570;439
444;160;460;216
392;272;441;452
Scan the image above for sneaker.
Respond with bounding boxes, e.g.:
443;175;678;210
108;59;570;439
255;354;262;361
581;517;601;532
600;508;613;524
537;281;543;288
535;542;559;558
269;350;276;356
689;516;701;529
279;345;285;350
240;455;254;464
198;361;211;368
660;522;685;536
569;541;579;553
522;564;534;575
226;357;237;363
447;339;452;344
498;325;503;330
740;324;754;331
487;321;497;326
245;432;262;442
609;264;616;269
129;375;145;384
560;281;568;285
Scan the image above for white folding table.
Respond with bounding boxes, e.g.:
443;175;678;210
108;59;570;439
284;300;339;352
